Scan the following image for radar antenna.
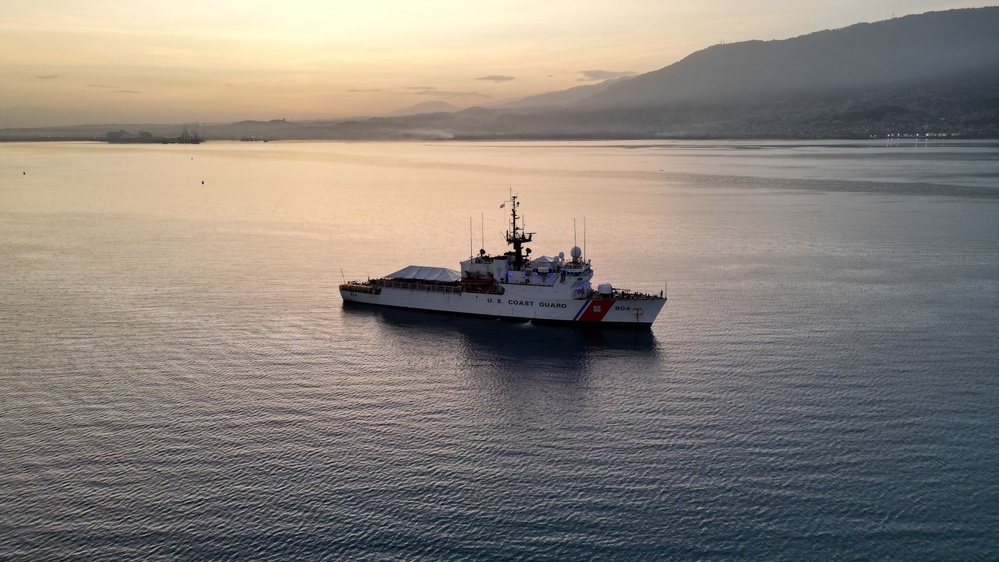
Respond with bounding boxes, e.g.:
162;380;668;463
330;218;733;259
505;194;533;270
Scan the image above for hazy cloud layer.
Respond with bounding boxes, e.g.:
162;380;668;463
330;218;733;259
411;90;489;99
406;86;488;98
89;84;140;94
476;75;515;83
578;70;636;81
36;75;58;80
348;88;383;92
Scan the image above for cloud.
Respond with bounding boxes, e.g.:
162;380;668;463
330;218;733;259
36;75;58;80
347;88;383;92
88;84;138;93
400;86;486;98
476;75;515;83
578;70;636;82
408;89;489;99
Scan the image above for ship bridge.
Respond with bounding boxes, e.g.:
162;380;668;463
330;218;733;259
461;249;593;299
457;194;596;299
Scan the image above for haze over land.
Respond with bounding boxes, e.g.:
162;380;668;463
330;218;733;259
1;2;997;139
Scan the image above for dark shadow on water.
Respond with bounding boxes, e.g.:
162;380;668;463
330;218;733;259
341;303;661;370
342;304;669;420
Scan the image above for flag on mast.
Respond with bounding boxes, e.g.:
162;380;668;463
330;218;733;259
500;202;506;208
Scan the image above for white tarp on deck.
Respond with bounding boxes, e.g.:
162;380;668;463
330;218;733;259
386;265;461;282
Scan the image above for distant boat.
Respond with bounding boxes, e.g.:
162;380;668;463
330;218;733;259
340;195;667;328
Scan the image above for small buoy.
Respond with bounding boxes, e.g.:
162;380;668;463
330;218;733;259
201;180;204;184
23;171;26;175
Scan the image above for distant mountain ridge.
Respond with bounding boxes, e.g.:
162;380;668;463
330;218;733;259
384;101;460;117
576;7;999;110
490;77;632;109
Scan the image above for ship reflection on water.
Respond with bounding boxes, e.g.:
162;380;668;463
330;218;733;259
341;302;661;375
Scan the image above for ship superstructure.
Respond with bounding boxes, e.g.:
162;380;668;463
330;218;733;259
339;196;666;327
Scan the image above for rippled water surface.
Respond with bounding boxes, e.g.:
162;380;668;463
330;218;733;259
2;140;997;560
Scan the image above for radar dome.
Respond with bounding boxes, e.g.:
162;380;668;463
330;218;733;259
597;283;613;295
570;246;582;260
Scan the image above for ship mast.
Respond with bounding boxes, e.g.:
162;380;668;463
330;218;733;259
505;195;533;270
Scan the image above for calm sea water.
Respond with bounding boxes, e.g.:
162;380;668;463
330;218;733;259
2;140;997;560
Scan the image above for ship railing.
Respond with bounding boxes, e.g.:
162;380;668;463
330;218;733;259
378;279;461;294
340;282;379;295
607;289;665;301
502;278;557;287
563;261;591;274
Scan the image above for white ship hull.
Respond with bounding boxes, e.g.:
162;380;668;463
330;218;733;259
339;195;667;329
339;284;665;327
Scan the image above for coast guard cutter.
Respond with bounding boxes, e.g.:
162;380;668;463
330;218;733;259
339;195;666;327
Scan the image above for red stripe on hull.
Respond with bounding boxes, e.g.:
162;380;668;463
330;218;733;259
576;299;615;322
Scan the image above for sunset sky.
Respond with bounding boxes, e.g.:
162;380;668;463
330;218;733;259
1;0;993;128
